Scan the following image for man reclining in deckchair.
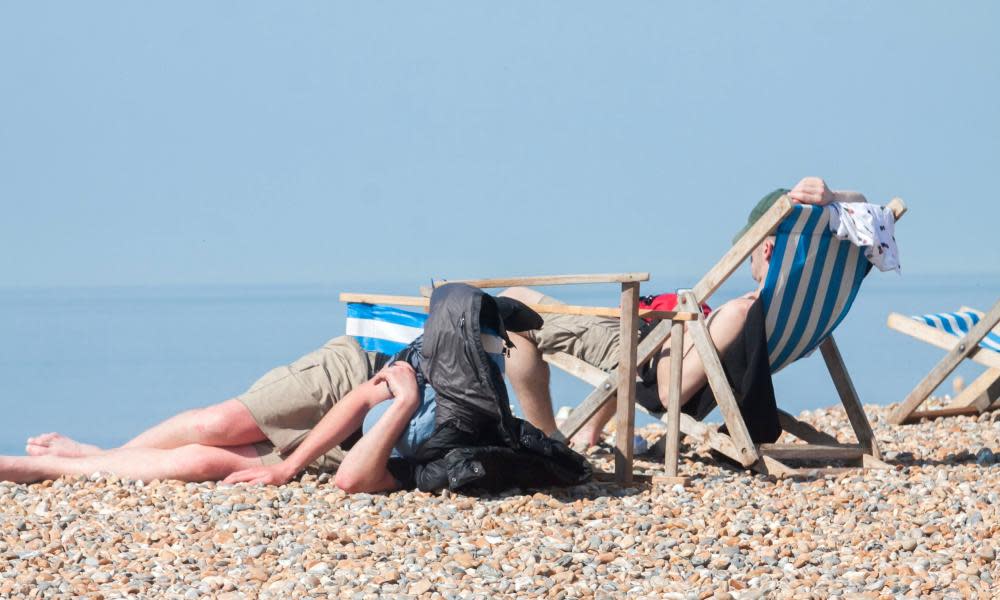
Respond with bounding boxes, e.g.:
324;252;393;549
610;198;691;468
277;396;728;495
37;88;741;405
501;177;868;448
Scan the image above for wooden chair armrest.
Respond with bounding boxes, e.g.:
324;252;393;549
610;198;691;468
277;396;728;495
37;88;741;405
432;273;649;288
340;293;698;321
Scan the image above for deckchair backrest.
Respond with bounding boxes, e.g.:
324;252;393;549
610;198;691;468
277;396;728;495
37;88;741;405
761;204;872;373
345;303;427;354
344;302;508;361
912;311;1000;354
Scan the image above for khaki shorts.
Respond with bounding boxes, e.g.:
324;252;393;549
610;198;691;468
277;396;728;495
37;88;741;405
524;294;622;373
237;336;379;472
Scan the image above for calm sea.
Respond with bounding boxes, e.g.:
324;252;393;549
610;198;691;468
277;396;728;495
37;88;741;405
1;274;997;456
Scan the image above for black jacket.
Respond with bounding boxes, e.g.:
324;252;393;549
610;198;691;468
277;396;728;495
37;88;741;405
388;283;592;493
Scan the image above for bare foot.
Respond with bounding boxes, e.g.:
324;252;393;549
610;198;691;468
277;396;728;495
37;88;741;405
25;433;101;458
570;428;604;451
0;456;46;484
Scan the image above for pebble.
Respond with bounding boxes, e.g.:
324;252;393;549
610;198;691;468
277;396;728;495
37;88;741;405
1;404;997;597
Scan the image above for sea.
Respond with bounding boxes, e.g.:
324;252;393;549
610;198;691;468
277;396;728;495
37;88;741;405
1;273;997;456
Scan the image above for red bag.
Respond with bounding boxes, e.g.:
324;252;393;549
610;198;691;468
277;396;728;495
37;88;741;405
638;293;711;322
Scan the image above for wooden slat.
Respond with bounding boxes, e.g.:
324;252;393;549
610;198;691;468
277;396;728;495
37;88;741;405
664;319;684;478
889;300;1000;424
678;414;741;461
543;352;608;387
820;336;880;458
614;282;639;485
886;313;1000;370
952;368;1000;410
776;410;841;445
906;405;988;421
433;273;650;288
555;372;618;441
758;443;865;461
340;293;697;321
679;291;759;466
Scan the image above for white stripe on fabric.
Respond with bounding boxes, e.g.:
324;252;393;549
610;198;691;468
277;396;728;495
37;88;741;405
767;223;823;370
345;318;423;345
764;208;814;339
912;311;1000;354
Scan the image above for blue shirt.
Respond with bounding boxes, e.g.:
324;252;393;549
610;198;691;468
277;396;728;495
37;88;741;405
390;330;506;459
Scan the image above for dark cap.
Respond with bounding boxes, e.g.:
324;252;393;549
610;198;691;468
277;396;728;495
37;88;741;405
732;188;789;245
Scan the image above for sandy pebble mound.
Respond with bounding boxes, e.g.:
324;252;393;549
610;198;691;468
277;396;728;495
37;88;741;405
1;404;999;599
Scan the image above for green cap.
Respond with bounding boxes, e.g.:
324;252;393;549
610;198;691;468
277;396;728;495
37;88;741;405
732;188;789;245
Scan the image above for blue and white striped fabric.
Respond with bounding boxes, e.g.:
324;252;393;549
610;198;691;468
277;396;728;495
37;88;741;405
345;303;427;355
344;302;507;358
911;311;1000;354
761;204;873;373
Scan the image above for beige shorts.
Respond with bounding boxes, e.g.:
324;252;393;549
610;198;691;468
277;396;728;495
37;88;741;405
524;294;622;373
237;336;379;472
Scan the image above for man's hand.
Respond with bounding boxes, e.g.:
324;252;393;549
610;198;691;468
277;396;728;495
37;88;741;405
372;361;418;405
788;177;835;206
223;462;296;486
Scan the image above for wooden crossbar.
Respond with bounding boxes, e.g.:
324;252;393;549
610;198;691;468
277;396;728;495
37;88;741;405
339;293;698;321
433;273;650;288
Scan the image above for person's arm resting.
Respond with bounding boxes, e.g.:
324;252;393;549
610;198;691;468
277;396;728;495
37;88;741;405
223;371;394;485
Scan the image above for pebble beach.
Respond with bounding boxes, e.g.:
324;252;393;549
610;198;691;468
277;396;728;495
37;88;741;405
2;403;998;599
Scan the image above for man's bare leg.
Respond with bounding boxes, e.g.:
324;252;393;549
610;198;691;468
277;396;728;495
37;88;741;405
653;297;755;407
0;443;263;484
500;286;611;446
26;399;266;458
499;287;559;435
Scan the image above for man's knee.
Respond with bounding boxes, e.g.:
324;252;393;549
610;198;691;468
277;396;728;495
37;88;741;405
172;445;231;480
192;400;257;442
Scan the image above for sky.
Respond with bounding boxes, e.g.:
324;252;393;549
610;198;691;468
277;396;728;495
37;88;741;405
2;2;998;290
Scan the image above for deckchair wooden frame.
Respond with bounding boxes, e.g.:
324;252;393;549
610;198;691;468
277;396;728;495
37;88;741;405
887;300;1000;424
551;196;906;478
343;274;701;486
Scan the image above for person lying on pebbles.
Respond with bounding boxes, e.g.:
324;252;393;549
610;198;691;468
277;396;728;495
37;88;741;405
2;286;540;493
0;344;424;491
501;177;869;449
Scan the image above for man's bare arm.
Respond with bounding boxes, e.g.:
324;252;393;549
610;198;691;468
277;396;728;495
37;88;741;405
223;370;394;485
788;177;867;206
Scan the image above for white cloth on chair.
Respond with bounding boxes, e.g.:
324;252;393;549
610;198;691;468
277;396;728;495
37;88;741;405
826;202;901;273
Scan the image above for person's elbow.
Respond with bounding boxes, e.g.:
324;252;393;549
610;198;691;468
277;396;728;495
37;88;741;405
334;466;370;494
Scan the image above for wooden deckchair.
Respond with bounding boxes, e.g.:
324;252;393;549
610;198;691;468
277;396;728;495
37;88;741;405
887;301;1000;424
342;273;700;485
553;196;908;477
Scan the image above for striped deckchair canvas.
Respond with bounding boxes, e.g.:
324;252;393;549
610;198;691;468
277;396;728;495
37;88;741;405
344;301;507;363
888;300;1000;424
345;303;426;354
911;311;1000;354
761;204;873;373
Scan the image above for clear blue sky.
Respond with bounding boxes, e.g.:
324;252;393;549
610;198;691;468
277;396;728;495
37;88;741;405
2;2;998;289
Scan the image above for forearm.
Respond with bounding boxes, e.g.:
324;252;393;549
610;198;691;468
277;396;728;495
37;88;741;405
281;381;388;476
336;396;419;492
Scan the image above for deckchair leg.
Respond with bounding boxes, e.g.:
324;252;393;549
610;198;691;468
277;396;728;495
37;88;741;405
664;320;684;478
889;301;1000;424
820;336;881;459
952;368;1000;411
614;282;639;485
679;291;759;467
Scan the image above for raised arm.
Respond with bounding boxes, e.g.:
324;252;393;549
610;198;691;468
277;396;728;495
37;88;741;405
787;177;867;206
223;368;396;485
